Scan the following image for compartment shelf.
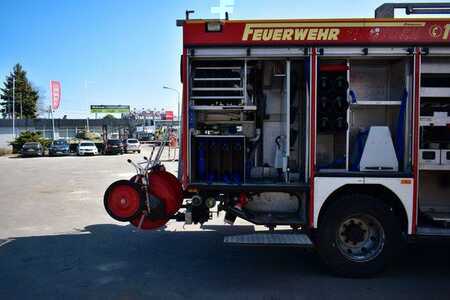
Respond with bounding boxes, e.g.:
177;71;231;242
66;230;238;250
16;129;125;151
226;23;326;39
191;105;257;111
190;96;244;100
420;115;450;127
191;87;243;91
350;100;401;107
419;164;450;171
193;134;246;138
421;87;450;98
195;66;241;70
201;120;255;124
194;77;241;81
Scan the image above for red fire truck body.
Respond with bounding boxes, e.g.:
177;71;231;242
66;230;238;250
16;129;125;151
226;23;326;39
104;4;450;276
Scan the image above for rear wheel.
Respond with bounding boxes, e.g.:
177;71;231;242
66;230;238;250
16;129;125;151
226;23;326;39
316;193;402;277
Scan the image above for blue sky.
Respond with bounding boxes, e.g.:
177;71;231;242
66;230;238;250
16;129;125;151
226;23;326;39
0;0;445;118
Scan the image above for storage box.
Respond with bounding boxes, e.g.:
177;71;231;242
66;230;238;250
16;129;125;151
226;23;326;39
419;149;441;165
441;149;450;165
191;135;245;183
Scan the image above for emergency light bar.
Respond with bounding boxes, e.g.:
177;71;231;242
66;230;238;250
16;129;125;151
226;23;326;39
206;21;223;32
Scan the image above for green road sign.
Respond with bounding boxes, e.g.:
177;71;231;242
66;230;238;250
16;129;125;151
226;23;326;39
90;105;130;113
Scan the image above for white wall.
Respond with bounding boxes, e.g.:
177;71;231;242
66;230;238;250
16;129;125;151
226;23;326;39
0;127;14;148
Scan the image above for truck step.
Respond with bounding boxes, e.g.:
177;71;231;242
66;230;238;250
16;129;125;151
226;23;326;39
424;211;450;223
229;207;306;225
224;233;313;247
416;226;450;236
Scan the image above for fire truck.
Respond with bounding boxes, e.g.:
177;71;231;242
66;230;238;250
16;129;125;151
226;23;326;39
103;3;450;276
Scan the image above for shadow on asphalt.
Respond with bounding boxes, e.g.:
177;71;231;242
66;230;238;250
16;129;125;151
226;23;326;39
1;224;450;299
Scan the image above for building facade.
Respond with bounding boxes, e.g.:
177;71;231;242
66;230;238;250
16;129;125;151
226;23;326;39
0;118;131;148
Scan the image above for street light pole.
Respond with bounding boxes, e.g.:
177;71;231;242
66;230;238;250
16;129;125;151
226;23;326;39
162;86;180;136
12;77;16;139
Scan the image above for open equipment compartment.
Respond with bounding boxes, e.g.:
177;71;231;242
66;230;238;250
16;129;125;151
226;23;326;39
189;59;250;184
316;52;414;174
188;57;308;185
316;60;349;171
418;56;450;225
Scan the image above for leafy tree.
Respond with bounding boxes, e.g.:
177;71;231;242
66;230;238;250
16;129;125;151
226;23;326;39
75;130;102;141
0;64;39;119
10;131;50;153
103;114;116;120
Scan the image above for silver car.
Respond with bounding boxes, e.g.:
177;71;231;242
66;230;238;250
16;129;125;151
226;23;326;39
124;138;141;153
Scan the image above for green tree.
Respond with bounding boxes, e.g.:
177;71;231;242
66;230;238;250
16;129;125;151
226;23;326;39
75;130;102;141
10;131;50;153
0;64;39;119
103;114;116;120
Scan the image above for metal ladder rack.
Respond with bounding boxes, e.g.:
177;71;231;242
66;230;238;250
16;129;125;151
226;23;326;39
191;61;245;106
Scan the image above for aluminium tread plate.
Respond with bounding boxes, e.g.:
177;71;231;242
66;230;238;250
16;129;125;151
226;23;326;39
416;226;450;236
423;211;450;222
224;233;313;246
231;209;306;225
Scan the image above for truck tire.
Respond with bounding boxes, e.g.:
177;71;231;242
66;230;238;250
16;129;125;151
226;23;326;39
316;193;401;277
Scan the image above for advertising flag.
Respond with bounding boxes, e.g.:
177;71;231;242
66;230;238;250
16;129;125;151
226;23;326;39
50;80;61;110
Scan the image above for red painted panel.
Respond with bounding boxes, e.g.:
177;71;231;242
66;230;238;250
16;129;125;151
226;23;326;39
181;48;189;188
309;49;317;229
319;64;348;72
412;49;421;234
183;19;450;46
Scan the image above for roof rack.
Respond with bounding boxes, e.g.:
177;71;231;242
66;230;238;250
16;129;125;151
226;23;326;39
375;2;450;18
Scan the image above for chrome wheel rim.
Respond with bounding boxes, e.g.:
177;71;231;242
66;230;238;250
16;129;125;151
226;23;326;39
336;214;385;262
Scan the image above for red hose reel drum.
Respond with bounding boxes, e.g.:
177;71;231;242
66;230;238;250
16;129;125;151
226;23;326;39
104;180;144;222
130;170;183;230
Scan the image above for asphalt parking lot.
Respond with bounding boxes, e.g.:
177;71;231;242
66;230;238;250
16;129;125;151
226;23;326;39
1;145;450;299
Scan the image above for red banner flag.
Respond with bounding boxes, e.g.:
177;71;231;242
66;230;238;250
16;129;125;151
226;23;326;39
50;80;61;110
165;111;174;120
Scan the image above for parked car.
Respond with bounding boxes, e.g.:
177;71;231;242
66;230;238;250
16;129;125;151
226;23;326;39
48;139;70;156
21;142;44;157
124;138;141;153
77;141;98;156
104;139;123;155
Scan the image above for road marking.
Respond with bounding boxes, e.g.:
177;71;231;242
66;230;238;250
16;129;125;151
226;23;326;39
0;238;14;247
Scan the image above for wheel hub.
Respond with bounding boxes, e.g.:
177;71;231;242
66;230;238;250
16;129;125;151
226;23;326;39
340;218;368;246
336;214;385;262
